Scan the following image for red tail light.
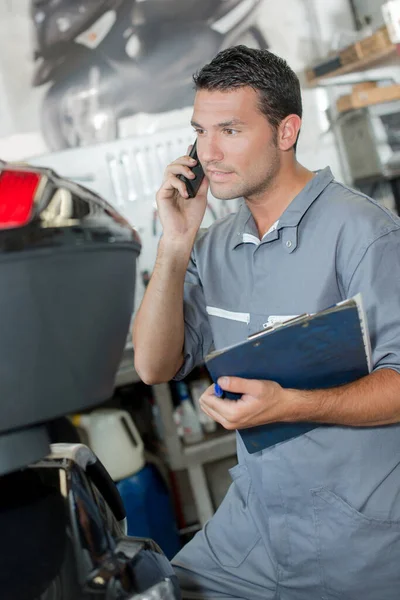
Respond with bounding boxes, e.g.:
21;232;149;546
0;170;41;229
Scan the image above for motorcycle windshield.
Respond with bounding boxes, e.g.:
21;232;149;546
31;0;114;56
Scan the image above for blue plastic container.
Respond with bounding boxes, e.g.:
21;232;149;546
117;463;181;559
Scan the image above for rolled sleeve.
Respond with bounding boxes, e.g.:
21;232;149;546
345;228;400;374
173;252;213;381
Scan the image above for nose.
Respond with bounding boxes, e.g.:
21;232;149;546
198;136;224;165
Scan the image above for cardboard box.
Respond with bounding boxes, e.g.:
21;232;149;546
305;24;395;85
340;42;363;66
359;25;392;57
337;82;400;113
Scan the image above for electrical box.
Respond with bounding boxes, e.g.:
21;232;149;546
338;100;400;181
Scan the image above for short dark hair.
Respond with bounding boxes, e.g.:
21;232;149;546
193;45;302;150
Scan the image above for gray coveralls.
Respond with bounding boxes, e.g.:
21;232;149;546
172;168;400;600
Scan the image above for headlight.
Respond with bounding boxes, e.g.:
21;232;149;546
130;579;176;599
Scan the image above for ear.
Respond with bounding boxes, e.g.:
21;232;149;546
278;114;302;151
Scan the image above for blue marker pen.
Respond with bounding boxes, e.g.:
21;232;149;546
214;383;224;398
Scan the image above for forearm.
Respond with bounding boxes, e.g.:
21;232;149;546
288;368;400;426
133;237;193;384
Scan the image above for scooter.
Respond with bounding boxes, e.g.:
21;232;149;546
31;0;268;151
0;161;180;599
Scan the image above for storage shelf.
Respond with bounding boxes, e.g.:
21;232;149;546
182;430;236;467
307;45;398;87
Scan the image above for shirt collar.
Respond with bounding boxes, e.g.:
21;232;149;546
230;167;334;250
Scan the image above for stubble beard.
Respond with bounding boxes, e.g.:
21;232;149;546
209;140;281;201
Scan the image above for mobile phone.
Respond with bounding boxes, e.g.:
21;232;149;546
177;141;204;198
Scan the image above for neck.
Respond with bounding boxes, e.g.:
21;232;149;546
245;159;314;238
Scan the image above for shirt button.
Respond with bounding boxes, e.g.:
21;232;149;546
286;240;292;248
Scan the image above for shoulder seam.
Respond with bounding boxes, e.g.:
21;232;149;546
331;179;400;225
347;227;400;290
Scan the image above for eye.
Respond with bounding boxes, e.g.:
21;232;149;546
193;127;205;135
223;128;238;135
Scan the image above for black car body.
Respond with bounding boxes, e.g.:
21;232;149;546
0;444;180;600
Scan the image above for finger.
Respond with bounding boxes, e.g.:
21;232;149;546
206;383;218;396
160;174;189;199
171;155;197;167
198;384;218;403
217;376;265;396
166;164;196;179
200;399;236;430
200;393;238;422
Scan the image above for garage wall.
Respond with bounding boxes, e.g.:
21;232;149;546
0;0;354;182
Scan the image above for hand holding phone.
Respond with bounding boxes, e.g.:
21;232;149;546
177;141;204;198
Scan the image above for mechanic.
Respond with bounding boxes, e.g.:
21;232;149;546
133;46;400;599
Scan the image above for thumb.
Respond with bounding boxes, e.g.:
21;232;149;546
217;376;263;396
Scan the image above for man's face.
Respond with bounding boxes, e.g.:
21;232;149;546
191;87;280;201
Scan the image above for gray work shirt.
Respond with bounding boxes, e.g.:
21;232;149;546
177;166;400;377
176;167;400;574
